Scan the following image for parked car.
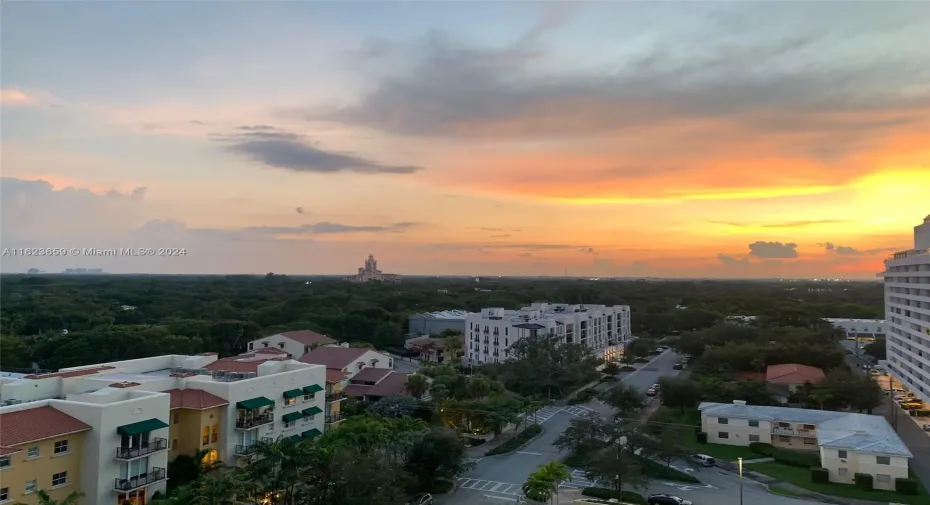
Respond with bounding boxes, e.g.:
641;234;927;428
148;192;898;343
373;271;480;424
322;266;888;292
673;363;683;370
693;454;716;467
648;494;693;505
923;424;930;432
406;494;433;505
646;388;657;397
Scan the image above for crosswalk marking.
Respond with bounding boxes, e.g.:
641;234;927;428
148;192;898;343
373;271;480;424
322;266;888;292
560;469;600;489
562;405;599;417
527;405;563;424
458;478;523;496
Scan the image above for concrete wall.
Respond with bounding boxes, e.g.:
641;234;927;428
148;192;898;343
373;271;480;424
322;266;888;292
701;415;774;445
821;447;909;490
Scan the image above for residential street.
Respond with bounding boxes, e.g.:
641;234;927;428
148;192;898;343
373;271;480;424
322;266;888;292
445;350;828;505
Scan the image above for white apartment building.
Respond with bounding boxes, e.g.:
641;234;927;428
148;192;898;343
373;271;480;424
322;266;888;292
881;215;930;404
0;351;326;505
465;302;632;364
700;401;912;491
247;329;338;359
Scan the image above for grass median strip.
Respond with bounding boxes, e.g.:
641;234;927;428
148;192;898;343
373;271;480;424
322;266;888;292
486;424;543;456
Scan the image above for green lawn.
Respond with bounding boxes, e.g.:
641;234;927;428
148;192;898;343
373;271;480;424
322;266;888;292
746;462;930;505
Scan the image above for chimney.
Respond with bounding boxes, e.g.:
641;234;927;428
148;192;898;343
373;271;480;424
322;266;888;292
733;400;747;406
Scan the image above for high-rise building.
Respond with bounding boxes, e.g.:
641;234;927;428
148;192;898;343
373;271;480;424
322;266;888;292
465;302;632;364
881;215;930;403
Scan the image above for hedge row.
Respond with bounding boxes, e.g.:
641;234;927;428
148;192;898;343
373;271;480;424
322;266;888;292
810;467;829;483
486;424;543;455
581;487;647;504
854;472;873;491
773;448;820;468
895;477;920;495
748;442;775;457
568;389;600;404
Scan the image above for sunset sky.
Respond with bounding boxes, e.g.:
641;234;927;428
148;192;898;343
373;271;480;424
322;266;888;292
2;2;928;278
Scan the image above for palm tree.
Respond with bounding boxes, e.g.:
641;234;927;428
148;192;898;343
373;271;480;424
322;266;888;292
190;471;246;505
522;461;570;505
521;476;554;504
16;490;84;505
405;373;430;399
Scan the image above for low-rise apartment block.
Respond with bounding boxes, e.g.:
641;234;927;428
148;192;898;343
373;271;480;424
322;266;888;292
699;401;912;490
465;302;632;364
0;351;326;505
246;329;338;358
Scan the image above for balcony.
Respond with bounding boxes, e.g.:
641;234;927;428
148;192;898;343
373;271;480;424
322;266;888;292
235;412;273;430
772;427;816;438
115;438;168;460
113;467;166;492
235;444;258;456
326;391;346;402
325;413;345;425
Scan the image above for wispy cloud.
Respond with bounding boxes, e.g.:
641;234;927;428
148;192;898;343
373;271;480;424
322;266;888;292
711;219;845;229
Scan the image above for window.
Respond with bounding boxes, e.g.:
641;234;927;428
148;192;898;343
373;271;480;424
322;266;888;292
748;420;759;427
284;397;297;406
0;456;9;468
877;474;891;483
838;450;848;459
27;447;39;459
172;439;178;450
53;440;68;455
838;468;848;475
803;438;816;445
202;426;210;446
211;424;219;443
718;432;729;439
303;393;312;401
52;472;67;487
802;424;816;430
248;342;254;350
877;456;891;465
284;420;295;429
718;417;728;424
173;412;180;424
748;434;760;442
25;480;36;493
0;487;7;501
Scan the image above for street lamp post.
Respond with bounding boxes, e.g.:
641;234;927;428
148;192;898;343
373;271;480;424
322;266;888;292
738;457;744;505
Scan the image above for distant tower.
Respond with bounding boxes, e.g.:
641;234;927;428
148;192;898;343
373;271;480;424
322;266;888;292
366;253;377;273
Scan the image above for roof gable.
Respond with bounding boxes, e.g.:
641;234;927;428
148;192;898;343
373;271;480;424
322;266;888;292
298;346;369;370
0;406;92;446
765;364;825;384
275;330;337;347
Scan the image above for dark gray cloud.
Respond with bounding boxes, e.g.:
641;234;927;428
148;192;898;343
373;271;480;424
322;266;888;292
580;247;595;254
295;207;305;214
713;219;844;228
212;126;423;175
197;221;418;242
425;242;588;252
748;241;799;258
491;234;511;238
310;4;928;150
821;242;862;255
717;253;749;266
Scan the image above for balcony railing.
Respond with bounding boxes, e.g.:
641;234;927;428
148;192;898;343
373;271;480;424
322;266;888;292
113;467;166;492
235;412;273;430
772;427;816;438
235;444;258;456
115;438;168;459
325;413;345;424
326;391;346;402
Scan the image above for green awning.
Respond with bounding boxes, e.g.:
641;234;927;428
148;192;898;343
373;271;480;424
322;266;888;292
302;384;323;394
282;412;303;423
236;397;274;410
288;435;302;442
283;389;303;399
302;406;322;416
302;429;322;438
117;418;169;436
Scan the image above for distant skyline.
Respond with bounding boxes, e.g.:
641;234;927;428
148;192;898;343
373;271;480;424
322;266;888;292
2;2;928;278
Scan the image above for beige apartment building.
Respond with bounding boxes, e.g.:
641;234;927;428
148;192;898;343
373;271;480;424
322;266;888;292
699;401;912;490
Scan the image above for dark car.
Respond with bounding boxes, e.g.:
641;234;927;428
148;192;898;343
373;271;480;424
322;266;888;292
648;494;692;505
673;363;683;370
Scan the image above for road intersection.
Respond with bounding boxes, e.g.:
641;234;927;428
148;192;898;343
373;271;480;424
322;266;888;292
447;350;826;505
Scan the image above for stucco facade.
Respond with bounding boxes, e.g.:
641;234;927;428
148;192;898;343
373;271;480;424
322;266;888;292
0;432;87;505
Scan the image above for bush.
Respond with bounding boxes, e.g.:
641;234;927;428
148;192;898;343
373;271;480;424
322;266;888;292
619;365;637;372
634;357;650;363
749;442;775;457
486;424;543;455
430;478;455;494
569;389;599;404
895;477;919;495
581;487;647;504
773;449;820;468
696;432;708;444
563;449;591;468
854;473;873;491
911;409;930;417
464;437;487;447
599;375;618;382
810;467;829;484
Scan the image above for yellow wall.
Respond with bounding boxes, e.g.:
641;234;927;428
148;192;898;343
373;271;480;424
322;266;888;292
325;382;343;422
167;407;224;462
0;433;85;505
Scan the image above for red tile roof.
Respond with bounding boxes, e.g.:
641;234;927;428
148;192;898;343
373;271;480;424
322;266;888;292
276;330;337;347
254;348;289;356
23;366;116;379
326;369;347;383
766;364;826;384
0;406;92;446
1;446;23;455
344;371;409;398
298;346;368;370
166;389;229;410
350;367;392;384
204;353;289;373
